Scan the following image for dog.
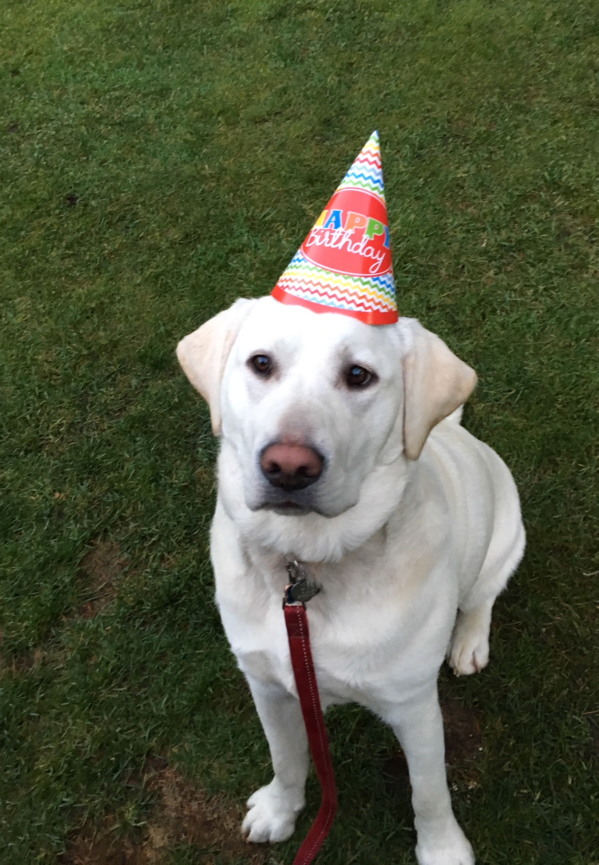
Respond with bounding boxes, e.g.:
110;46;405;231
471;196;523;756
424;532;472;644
177;296;525;865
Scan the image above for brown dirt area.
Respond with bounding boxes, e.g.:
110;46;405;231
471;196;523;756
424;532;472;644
442;696;483;768
60;758;271;865
58;688;483;863
76;538;127;618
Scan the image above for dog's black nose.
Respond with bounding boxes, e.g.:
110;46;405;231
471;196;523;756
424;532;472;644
260;443;324;491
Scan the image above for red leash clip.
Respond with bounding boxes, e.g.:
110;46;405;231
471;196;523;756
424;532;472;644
283;560;337;865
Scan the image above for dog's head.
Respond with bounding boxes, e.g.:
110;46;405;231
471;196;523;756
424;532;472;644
177;297;476;535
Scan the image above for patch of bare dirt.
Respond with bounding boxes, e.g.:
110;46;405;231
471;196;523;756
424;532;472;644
142;760;269;864
0;644;46;675
60;758;271;865
442;697;483;768
77;538;127;618
442;696;484;794
59;823;146;865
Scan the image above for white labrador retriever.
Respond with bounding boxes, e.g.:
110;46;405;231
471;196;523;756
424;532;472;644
177;296;525;865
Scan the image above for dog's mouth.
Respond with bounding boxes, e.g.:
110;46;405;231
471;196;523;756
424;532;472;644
248;489;326;516
262;500;315;516
252;492;353;519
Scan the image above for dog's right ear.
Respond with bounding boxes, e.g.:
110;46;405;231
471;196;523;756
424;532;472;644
176;298;256;435
401;319;477;460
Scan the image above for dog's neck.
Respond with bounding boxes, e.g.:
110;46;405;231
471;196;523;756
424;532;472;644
235;524;390;607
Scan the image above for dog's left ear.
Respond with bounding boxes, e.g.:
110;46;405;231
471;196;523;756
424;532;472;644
176;298;256;434
401;319;478;460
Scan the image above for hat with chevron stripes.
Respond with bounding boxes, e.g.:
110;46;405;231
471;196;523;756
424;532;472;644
271;131;397;325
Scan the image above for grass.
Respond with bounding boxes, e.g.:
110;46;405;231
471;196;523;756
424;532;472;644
1;0;597;863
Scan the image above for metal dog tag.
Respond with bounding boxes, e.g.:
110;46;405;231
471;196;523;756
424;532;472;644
284;559;321;605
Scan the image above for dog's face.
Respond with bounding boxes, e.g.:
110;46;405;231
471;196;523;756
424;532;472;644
177;296;476;538
218;299;405;518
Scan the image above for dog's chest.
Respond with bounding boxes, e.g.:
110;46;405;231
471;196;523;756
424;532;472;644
231;607;388;706
219;566;451;708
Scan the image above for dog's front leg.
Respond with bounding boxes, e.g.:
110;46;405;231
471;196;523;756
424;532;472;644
241;674;309;843
381;684;475;865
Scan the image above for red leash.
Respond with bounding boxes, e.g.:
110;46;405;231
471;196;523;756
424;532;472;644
283;561;338;865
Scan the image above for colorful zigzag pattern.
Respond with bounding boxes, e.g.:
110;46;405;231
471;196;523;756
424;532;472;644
279;251;395;309
337;130;386;198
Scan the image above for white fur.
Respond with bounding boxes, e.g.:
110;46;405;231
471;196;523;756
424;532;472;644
177;297;525;865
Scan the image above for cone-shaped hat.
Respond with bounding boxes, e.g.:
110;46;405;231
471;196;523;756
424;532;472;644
272;131;397;324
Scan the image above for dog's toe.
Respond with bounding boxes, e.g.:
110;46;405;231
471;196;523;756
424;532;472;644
450;640;490;676
448;604;492;676
242;782;303;844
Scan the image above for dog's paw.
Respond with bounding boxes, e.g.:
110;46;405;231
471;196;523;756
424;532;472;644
449;636;489;676
241;781;304;843
416;821;475;865
448;610;491;676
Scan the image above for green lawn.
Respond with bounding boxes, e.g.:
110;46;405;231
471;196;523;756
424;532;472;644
1;1;597;863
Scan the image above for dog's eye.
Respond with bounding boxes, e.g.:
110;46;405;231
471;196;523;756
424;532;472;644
248;354;273;377
345;365;376;389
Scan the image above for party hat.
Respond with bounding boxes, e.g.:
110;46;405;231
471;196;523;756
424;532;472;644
272;131;397;324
